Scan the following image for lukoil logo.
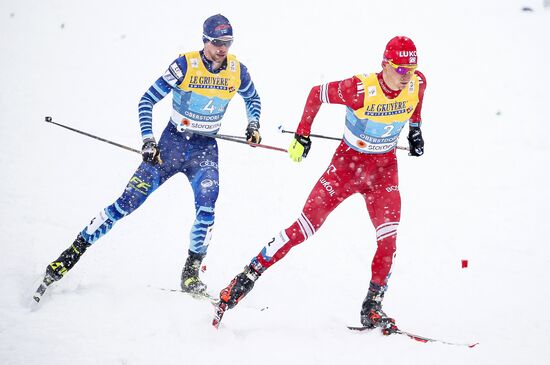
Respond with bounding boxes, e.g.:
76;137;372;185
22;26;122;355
398;51;417;57
319;177;336;196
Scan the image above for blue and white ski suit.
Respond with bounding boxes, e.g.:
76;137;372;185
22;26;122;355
79;50;261;256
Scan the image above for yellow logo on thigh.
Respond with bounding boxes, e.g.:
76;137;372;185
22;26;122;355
129;176;151;195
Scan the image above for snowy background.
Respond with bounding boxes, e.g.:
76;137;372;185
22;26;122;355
1;0;550;364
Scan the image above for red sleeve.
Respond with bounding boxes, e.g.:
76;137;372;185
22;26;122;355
409;70;427;127
296;76;364;136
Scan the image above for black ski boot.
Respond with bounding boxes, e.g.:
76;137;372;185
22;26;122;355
220;264;260;309
360;284;398;335
34;234;89;302
180;251;207;294
46;234;89;281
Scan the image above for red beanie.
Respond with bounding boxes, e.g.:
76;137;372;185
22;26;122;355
383;36;417;66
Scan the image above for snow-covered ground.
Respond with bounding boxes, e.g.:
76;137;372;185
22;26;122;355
1;0;549;364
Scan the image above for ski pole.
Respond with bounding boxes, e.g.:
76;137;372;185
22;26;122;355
45;116;141;154
189;129;288;153
278;125;341;141
211;133;246;140
277;125;409;151
45;116;287;154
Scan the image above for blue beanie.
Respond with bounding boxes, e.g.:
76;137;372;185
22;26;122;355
202;14;233;42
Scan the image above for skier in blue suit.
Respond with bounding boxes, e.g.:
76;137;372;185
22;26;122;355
36;14;261;299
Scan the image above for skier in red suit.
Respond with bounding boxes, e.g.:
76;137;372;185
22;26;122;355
216;36;427;333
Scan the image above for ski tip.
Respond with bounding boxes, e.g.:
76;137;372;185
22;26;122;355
30;283;50;310
212;314;222;329
31;275;55;306
212;319;220;329
348;325;479;348
212;302;228;330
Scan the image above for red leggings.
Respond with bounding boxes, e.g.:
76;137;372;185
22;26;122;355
254;142;401;288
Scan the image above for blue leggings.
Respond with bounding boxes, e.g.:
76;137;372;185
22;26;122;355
80;122;219;256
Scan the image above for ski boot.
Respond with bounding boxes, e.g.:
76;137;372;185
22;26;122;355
46;234;89;281
360;284;398;335
220;264;260;309
213;264;261;328
180;251;207;294
34;234;89;302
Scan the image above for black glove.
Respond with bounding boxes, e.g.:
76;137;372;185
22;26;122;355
245;121;262;144
407;127;424;157
141;138;161;164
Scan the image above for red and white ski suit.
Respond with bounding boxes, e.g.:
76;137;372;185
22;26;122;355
253;71;426;289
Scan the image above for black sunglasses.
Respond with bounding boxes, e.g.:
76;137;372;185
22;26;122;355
204;35;233;47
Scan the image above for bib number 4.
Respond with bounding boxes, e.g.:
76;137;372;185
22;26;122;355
203;99;215;114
